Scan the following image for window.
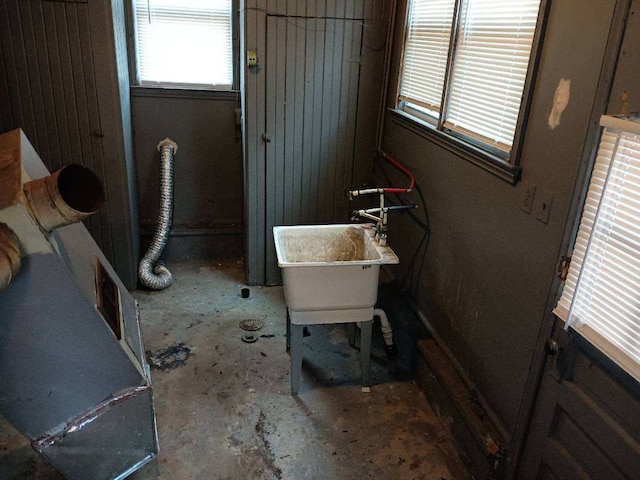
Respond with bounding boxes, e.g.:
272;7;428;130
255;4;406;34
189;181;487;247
133;0;233;89
398;0;542;159
555;115;640;382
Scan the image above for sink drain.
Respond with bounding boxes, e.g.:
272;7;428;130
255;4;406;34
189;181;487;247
239;319;264;331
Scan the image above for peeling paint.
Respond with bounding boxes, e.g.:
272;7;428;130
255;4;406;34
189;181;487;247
548;78;571;129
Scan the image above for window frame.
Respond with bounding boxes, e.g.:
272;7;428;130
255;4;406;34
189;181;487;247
393;0;550;184
126;0;240;94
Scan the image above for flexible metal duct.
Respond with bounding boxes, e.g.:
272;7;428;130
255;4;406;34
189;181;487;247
23;164;105;232
138;138;178;290
0;223;21;292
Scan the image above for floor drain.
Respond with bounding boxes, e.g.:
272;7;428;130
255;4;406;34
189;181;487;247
239;319;264;331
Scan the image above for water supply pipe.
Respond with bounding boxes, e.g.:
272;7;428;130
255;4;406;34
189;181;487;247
23;164;105;232
0;223;21;292
138;138;178;290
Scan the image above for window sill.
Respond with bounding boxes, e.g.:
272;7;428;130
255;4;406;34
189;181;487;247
388;108;521;185
130;85;240;101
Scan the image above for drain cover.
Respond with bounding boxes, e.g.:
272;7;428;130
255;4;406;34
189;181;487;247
239;319;264;331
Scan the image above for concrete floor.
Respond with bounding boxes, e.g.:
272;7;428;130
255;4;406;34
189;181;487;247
0;259;467;480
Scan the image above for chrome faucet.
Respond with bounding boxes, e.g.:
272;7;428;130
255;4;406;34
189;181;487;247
348;188;416;245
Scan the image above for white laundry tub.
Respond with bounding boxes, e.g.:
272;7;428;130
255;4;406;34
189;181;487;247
273;224;399;325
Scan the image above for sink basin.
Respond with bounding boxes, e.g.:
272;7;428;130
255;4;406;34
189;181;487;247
273;224;399;325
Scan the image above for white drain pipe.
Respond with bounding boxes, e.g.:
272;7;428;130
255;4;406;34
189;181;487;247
138;138;178;290
374;308;395;354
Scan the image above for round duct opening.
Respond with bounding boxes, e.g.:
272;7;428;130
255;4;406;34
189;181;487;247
57;164;105;213
23;164;105;232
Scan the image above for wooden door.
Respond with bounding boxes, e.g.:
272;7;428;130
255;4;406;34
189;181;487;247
264;14;364;284
517;324;640;478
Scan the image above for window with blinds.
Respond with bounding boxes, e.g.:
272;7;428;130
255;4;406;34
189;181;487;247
398;0;542;158
554;115;640;382
134;0;233;88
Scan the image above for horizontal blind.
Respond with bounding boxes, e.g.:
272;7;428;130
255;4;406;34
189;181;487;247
399;0;456;114
134;0;232;88
555;116;640;382
444;0;540;152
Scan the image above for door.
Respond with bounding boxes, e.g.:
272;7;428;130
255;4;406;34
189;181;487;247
518;325;640;478
264;15;364;285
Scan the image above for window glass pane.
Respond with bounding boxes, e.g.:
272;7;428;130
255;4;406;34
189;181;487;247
134;0;233;88
444;0;540;152
399;0;456;113
555;117;640;382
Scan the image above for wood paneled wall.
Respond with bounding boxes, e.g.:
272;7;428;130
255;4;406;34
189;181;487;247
242;0;393;285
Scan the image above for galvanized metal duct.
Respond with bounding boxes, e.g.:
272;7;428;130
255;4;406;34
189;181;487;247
23;164;105;232
0;223;21;292
138;138;178;290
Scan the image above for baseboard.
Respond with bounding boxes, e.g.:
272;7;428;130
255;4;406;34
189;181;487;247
416;337;507;479
139;227;243;260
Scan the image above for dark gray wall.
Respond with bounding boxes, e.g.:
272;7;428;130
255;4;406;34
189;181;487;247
380;0;625;437
0;0;139;288
131;89;244;259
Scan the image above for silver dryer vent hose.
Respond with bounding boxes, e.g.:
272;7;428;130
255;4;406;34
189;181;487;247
138;138;178;290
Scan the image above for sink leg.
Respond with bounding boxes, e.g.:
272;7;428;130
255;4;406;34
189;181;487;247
286;308;291;353
347;322;356;347
291;323;304;395
361;319;373;388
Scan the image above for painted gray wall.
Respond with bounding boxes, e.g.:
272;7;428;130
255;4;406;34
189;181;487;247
0;0;140;288
130;90;244;259
380;0;626;437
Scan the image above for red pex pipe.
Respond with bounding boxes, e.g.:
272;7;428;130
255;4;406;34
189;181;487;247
380;152;415;193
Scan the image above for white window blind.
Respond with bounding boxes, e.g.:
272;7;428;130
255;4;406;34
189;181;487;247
555;115;640;382
399;0;456;113
444;0;540;152
134;0;232;88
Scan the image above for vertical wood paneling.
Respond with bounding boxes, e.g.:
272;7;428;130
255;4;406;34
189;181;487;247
18;1;50;163
42;2;70;172
300;3;316;226
244;0;392;284
30;2;63;171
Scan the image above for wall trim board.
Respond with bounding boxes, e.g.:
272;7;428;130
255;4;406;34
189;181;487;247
416;338;506;479
130;86;241;101
139;226;243;237
404;294;511;443
388;109;521;185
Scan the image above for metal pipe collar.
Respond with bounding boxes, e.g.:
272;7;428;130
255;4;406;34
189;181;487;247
23;164;105;232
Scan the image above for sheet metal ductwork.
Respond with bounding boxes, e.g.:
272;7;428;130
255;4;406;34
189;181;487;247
23;164;105;232
0;129;158;479
0;223;20;292
138;138;178;290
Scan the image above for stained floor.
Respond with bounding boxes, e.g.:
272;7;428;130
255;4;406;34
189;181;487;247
0;259;467;480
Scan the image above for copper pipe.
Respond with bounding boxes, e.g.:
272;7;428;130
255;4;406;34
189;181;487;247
0;223;21;292
23;164;105;232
